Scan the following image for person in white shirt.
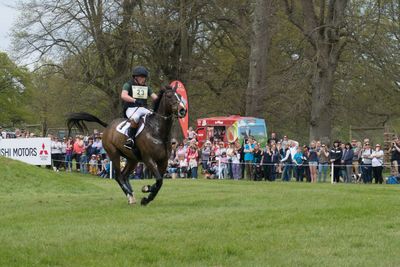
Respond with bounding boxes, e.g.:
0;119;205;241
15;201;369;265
371;144;384;184
51;136;63;171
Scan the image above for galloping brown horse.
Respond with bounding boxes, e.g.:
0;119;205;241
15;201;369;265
67;86;186;206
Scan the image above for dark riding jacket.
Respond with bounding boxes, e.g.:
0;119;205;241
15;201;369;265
122;79;153;117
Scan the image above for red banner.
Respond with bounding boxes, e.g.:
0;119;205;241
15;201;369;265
170;80;189;138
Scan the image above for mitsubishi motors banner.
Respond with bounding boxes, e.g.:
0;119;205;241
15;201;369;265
0;138;52;165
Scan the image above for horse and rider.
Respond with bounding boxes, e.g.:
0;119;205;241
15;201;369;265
121;66;158;150
67;66;187;206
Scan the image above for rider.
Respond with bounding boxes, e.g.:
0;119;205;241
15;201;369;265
121;66;158;150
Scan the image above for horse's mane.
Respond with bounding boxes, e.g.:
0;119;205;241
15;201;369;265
152;88;166;112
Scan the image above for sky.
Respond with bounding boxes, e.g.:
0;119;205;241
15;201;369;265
0;1;18;52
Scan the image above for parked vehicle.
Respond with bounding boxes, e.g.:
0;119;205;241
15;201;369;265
196;115;267;147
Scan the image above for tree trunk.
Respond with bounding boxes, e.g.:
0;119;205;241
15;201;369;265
309;64;335;144
284;0;348;143
246;0;274;117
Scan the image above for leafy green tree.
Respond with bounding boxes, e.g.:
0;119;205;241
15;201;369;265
0;52;32;126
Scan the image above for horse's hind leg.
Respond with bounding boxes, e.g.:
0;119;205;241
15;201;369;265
108;151;135;204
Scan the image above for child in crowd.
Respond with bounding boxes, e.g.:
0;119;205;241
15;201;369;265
99;159;110;178
89;154;98;175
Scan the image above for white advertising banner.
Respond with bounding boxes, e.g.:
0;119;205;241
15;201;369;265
0;138;52;165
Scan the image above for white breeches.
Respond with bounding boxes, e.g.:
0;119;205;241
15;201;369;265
126;107;151;123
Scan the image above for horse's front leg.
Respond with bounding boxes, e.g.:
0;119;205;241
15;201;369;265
121;160;138;205
141;158;164;206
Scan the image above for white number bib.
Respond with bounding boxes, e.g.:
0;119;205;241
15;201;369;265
131;86;148;99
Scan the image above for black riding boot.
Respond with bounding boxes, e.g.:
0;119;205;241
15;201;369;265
124;126;138;150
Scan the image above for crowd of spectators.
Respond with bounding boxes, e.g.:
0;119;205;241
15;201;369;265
49;133;111;178
165;129;400;184
2;125;400;184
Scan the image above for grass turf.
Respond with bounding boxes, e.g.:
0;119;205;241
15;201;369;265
0;157;399;266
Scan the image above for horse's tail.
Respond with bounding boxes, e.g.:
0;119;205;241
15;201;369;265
66;112;108;136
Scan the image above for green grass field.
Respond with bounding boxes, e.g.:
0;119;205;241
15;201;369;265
0;157;399;267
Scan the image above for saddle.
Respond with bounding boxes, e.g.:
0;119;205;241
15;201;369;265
116;115;148;138
117;116;148;159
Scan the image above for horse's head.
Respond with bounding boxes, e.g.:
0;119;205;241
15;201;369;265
158;85;187;118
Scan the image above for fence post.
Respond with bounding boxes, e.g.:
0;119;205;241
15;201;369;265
110;160;113;179
218;158;221;179
331;162;334;184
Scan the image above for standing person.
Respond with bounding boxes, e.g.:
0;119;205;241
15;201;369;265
390;138;400;176
330;140;343;183
60;137;67;171
243;137;255;180
79;139;88;174
317;144;330;182
200;140;211;174
308;142;319;183
86;138;97;159
65;136;73;172
252;144;263;180
371;144;384;184
176;143;187;178
218;152;229;179
281;135;289;150
238;140;245;179
360;142;373;183
352;140;362;182
268;132;278;145
226;142;236;179
261;144;273;181
121;66;159;150
281;144;293;182
293;147;304;182
270;143;280;181
231;145;241;180
186;142;199;179
341;143;354;183
302;145;311;182
92;135;103;155
72;136;84;172
275;142;284;179
51;136;63;172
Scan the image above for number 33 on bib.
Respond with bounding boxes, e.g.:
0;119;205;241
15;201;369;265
131;86;148;99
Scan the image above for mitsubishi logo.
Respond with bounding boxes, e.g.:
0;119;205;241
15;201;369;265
39;143;48;155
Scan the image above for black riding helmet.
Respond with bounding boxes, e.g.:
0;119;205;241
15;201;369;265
132;66;149;77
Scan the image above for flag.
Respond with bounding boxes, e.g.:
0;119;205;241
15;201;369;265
170;80;189;138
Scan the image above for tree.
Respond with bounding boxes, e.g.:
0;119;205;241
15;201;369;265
13;0;140;114
0;52;31;126
283;0;349;143
246;0;276;117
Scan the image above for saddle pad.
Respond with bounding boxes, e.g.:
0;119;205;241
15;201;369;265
116;115;147;138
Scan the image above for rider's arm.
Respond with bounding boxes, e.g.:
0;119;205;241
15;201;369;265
121;90;136;103
150;92;158;102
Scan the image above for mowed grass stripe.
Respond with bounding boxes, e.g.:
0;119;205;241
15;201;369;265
0;157;399;266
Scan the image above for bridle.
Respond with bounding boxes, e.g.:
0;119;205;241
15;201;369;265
152;90;186;120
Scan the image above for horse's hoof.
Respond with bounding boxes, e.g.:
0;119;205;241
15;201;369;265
128;195;137;205
141;197;149;206
142;185;151;193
